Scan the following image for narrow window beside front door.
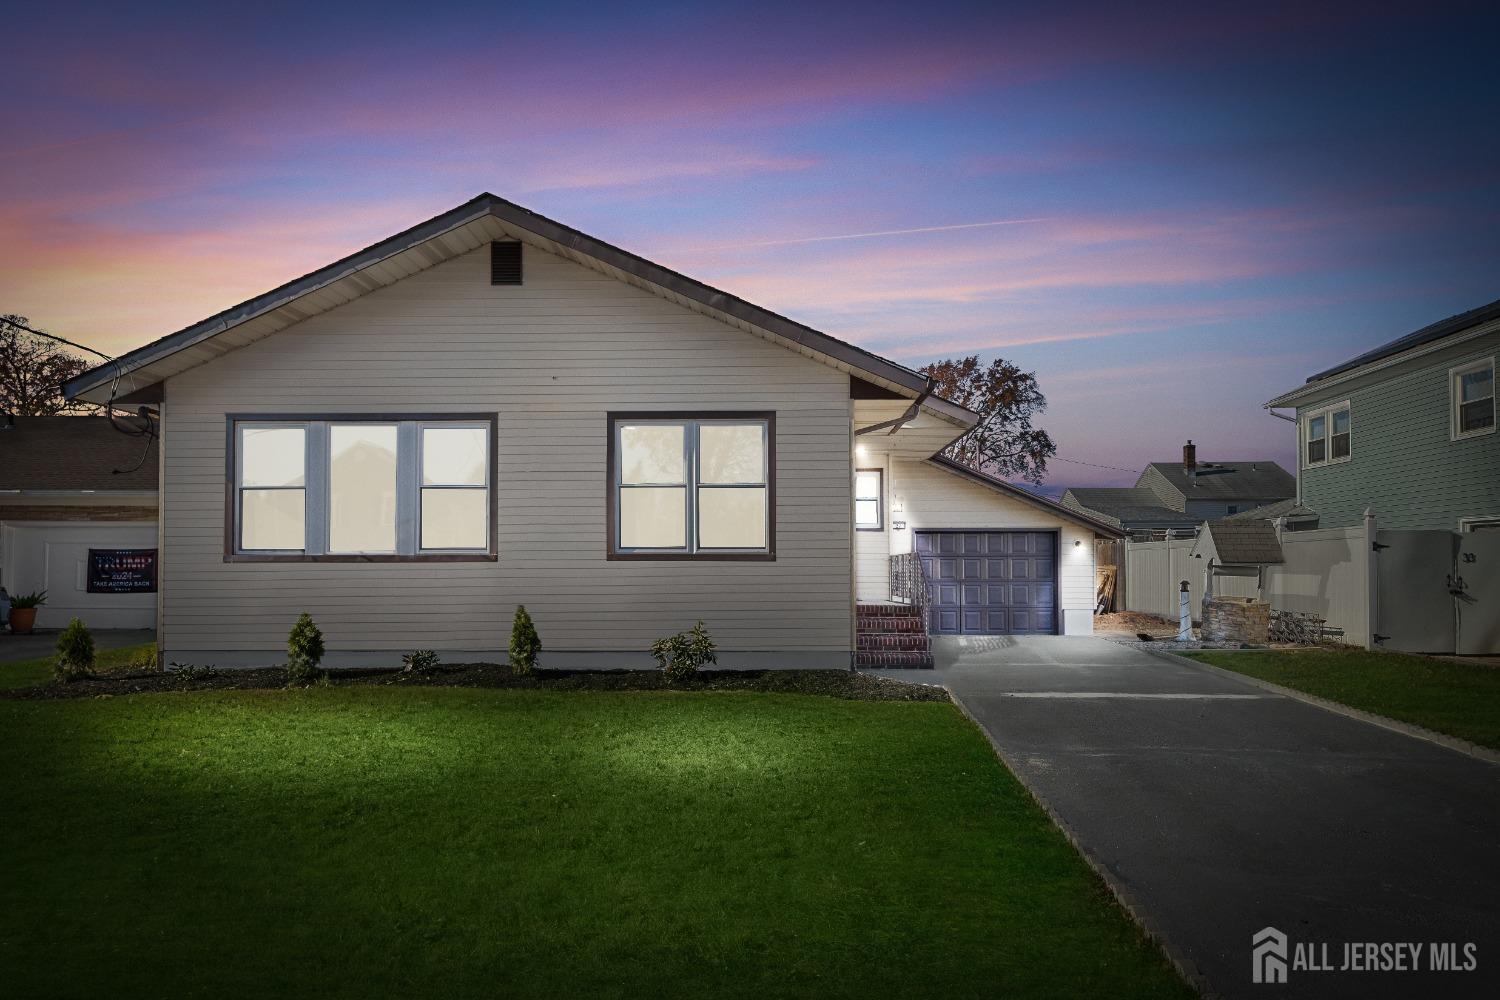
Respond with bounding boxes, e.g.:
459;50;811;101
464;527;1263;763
855;469;883;530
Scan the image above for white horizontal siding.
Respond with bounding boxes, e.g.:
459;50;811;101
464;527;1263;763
888;458;1098;633
161;244;852;661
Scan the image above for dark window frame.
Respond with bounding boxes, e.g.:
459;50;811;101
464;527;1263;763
605;411;776;562
223;413;498;563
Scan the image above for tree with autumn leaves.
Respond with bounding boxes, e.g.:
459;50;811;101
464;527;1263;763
920;355;1057;485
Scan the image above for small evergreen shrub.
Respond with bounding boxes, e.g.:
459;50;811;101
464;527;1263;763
650;621;717;683
402;649;440;674
509;605;541;676
54;617;95;682
286;612;326;685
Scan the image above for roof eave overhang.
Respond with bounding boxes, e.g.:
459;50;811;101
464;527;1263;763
1264;316;1500;410
64;194;939;407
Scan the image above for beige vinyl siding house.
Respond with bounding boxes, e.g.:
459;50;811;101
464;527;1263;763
164;247;851;666
65;194;1120;668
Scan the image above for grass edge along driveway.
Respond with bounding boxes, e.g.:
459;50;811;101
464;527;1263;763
1183;646;1500;751
0;685;1193;1000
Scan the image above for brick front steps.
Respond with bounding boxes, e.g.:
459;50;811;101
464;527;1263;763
856;603;933;669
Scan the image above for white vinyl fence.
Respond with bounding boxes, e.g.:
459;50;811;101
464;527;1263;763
1125;522;1370;644
1262;526;1370;644
1123;534;1256;621
1122;515;1500;653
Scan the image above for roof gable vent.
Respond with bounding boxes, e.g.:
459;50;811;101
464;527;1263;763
490;241;522;285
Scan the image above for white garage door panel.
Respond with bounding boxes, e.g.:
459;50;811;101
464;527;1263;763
3;523;157;629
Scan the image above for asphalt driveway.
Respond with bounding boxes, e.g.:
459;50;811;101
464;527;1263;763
931;635;1500;1000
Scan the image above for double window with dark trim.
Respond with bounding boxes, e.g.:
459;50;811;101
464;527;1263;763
228;415;495;561
608;413;774;559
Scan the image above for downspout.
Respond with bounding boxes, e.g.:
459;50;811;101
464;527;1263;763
1264;405;1299;506
854;379;935;437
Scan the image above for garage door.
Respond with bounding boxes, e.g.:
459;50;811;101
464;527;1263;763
916;531;1057;635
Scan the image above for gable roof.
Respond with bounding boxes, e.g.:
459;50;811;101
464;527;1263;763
62;193;972;429
0;416;158;492
1266;295;1500;408
1061;487;1199;528
1142;461;1294;502
932;457;1125;537
1196;519;1284;565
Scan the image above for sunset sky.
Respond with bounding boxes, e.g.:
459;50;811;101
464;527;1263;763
4;1;1497;490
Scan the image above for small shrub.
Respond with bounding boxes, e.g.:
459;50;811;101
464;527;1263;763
402;649;440;675
509;604;541;677
286;612;326;685
54;617;95;683
168;662;218;684
650;621;717;683
128;645;161;672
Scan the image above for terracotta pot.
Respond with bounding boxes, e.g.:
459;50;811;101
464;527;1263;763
8;607;37;634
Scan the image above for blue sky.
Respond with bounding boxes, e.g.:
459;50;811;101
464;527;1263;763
3;1;1496;489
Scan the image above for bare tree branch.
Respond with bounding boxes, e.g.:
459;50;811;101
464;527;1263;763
1;315;96;416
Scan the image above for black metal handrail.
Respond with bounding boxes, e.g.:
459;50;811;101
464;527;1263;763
888;551;930;617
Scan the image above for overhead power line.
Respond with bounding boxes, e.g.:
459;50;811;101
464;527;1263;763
4;317;113;361
1049;455;1141;474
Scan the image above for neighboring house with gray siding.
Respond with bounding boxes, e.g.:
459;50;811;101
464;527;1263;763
1061;442;1293;532
1265;296;1500;532
62;193;1120;669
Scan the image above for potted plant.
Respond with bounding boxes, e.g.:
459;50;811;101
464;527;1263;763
7;590;46;635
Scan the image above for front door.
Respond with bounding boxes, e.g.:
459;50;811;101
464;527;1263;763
916;531;1057;635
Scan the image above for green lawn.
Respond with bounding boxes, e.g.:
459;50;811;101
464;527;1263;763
0;687;1190;1000
0;641;155;690
1184;647;1500;750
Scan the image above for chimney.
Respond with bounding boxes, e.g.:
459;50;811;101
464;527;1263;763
1183;440;1197;478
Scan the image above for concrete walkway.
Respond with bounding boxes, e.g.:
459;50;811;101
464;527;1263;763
920;635;1500;1000
0;628;154;663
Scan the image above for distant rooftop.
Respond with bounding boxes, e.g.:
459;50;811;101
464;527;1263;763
1146;461;1294;501
0;416;158;492
1061;488;1199;528
1222;498;1317;522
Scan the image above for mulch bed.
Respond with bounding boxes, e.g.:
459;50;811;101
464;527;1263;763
2;663;950;704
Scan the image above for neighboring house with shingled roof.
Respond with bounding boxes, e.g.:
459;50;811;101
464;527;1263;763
1061;441;1294;533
